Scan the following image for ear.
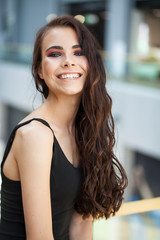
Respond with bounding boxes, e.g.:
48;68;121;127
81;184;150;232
38;65;44;79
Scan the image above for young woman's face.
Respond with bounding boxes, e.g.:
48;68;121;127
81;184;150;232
39;26;88;97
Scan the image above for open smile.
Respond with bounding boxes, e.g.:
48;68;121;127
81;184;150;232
57;73;82;80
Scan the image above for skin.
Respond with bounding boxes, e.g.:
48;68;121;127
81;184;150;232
2;26;92;240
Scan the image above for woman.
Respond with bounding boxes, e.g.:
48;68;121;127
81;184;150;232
0;16;127;240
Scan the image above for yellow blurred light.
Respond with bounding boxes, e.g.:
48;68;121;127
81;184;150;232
74;15;85;23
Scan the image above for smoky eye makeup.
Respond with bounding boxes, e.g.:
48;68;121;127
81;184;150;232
74;49;84;56
45;45;85;57
45;49;62;57
47;51;62;57
72;44;85;54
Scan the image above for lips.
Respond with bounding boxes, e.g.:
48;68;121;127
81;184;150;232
57;73;82;79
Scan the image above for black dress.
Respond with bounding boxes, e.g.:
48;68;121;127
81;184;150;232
0;118;82;240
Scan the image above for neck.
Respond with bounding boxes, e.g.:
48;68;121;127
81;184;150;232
41;93;81;133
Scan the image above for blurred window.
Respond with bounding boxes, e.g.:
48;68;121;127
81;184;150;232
65;1;106;48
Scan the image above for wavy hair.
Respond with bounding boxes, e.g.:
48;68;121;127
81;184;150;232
32;15;128;219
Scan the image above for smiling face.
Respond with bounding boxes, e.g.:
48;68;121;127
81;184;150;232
38;26;88;98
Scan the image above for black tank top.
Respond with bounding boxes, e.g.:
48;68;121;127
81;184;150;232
0;118;82;240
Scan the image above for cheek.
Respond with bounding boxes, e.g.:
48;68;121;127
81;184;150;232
80;58;89;73
42;59;55;75
84;60;89;74
84;57;89;70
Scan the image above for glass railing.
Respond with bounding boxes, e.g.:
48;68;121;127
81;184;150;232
104;50;160;89
0;43;160;89
0;43;33;65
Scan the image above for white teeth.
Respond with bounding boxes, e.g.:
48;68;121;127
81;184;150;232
59;73;80;79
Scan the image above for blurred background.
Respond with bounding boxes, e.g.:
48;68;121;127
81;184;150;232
0;0;160;239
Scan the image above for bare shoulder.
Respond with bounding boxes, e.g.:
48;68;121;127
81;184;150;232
16;120;53;145
14;120;54;167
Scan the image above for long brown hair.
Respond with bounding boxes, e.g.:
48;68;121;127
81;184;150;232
32;15;128;219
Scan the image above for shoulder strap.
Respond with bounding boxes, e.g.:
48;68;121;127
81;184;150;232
31;118;54;134
1;118;54;168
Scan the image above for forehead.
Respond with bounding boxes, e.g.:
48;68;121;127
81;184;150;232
42;26;79;49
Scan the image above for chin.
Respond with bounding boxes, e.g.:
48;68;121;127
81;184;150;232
65;91;82;96
63;88;83;96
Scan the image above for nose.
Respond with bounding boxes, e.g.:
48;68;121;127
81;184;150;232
62;55;75;68
63;61;75;67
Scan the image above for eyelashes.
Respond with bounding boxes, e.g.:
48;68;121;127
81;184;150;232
47;52;61;57
47;50;84;57
74;50;84;56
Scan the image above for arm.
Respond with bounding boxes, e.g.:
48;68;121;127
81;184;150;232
14;121;54;240
69;211;93;240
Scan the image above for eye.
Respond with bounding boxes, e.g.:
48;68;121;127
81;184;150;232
74;50;84;56
47;52;62;57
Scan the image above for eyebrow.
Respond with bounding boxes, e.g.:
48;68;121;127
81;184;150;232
45;44;81;52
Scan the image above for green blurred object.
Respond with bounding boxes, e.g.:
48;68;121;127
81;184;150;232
131;62;160;81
